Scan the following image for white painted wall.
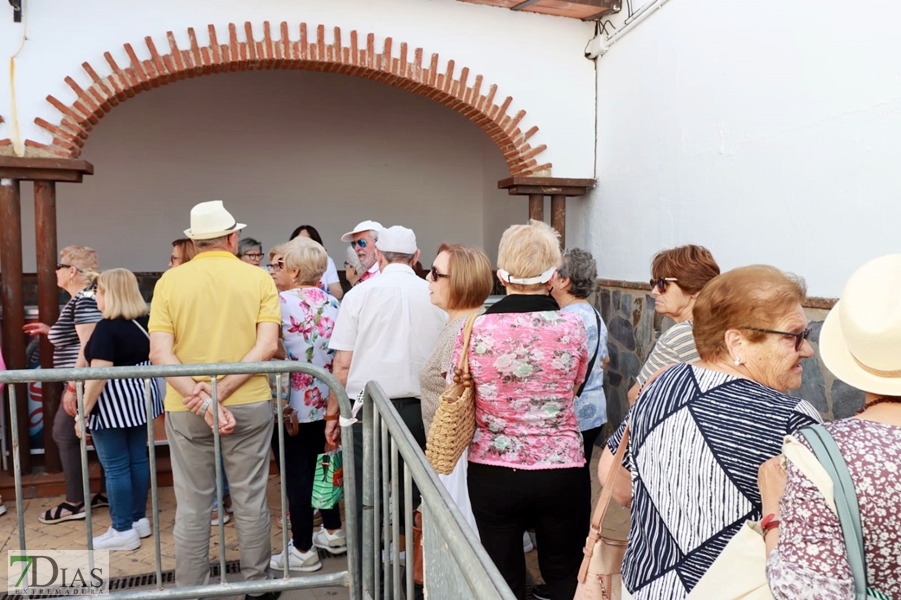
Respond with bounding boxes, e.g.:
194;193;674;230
0;0;596;177
576;0;901;297
14;69;520;272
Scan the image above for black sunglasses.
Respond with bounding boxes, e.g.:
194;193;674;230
56;263;72;270
429;266;449;281
350;239;368;249
650;277;678;292
743;327;812;351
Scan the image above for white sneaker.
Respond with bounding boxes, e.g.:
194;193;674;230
523;531;534;553
269;539;322;572
93;527;141;551
312;527;347;555
132;518;152;539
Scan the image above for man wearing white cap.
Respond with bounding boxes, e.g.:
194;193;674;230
149;200;282;600
325;225;446;575
340;220;383;285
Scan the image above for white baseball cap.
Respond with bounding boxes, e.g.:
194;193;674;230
375;226;417;254
341;220;384;243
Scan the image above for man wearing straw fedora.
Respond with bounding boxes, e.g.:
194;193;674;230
149;200;282;600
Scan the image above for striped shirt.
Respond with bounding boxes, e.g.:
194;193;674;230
608;364;822;599
636;320;698;385
83;316;162;430
46;287;102;368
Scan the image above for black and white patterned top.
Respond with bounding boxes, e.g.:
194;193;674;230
607;363;822;599
46;286;102;368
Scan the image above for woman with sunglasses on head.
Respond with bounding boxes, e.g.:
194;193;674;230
599;265;823;600
23;246;108;524
289;225;343;300
420;244;494;533
627;245;720;404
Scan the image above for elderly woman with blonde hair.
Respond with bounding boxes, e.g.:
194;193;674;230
79;269;162;551
599;265;822;600
23;245;107;524
450;220;589;599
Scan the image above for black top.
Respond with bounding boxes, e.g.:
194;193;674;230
84;316;151;366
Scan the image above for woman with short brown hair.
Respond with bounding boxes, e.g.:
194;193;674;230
627;244;720;403
599;265;822;600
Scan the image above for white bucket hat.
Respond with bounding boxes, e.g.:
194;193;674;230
184;200;247;240
341;220;383;243
820;254;901;396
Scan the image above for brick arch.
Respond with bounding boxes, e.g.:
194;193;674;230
26;22;551;176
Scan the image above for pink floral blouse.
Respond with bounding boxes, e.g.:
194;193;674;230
767;418;901;599
451;310;588;470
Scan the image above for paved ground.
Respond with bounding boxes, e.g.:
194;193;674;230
0;449;626;599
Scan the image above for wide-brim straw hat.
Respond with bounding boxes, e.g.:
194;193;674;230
184;200;247;240
820;253;901;396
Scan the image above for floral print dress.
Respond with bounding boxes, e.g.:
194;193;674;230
451;307;588;470
279;287;340;422
767;418;901;600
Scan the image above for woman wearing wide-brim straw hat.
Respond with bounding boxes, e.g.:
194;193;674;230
759;254;901;599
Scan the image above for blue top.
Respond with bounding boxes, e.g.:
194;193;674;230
562;303;608;431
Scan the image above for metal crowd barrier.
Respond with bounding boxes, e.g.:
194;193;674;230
0;362;358;600
361;381;516;600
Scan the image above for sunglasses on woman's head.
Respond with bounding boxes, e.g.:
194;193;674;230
351;239;368;249
743;327;813;351
56;263;72;270
650;277;678;292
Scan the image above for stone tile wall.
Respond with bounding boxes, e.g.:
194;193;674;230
595;282;864;432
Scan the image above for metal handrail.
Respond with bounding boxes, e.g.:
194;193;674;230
0;361;358;600
362;381;516;599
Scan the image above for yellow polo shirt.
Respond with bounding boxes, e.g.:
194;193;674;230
148;250;281;412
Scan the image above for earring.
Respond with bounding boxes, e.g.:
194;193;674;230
734;357;742;367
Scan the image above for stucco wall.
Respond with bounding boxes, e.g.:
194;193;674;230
0;0;596;177
571;0;901;298
11;69;525;272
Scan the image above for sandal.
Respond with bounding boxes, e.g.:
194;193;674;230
91;493;109;509
39;501;85;524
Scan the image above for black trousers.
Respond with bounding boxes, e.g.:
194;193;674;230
468;463;586;600
270;420;342;552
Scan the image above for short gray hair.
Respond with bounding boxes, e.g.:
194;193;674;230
194;234;231;250
237;237;262;257
381;251;415;265
558;248;598;299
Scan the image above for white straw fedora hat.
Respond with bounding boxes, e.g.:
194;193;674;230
820;254;901;396
184;200;247;240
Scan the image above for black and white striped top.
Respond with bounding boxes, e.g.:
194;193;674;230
47;287;102;368
83;316;162;430
608;363;822;599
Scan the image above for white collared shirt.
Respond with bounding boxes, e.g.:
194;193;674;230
330;263;447;399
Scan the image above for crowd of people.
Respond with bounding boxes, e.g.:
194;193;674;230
10;198;900;600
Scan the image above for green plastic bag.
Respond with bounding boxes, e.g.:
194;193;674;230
311;448;344;509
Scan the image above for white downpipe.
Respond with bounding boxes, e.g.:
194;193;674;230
595;0;677;56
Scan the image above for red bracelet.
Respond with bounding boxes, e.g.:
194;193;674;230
760;513;780;533
323;413;340;421
66;384;76;393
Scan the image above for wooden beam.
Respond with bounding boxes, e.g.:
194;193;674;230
505;185;592;196
551;194;566;248
34;181;62;472
499;176;596;190
512;0;542;9
0;178;32;473
528;193;544;222
0;157;94;183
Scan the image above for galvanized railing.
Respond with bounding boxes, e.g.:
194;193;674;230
0;362;358;600
361;381;516;600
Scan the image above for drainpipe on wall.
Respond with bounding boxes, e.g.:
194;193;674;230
586;0;678;59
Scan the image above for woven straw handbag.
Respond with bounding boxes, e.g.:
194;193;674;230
425;313;479;476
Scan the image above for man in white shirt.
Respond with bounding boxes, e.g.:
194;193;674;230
325;225;446;576
340;220;383;285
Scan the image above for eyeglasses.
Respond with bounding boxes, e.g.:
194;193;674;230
743;327;812;351
350;239;368;249
650;277;678;292
267;261;285;273
429;266;449;281
243;252;264;260
56;263;72;270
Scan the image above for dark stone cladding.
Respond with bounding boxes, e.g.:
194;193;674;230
594;282;861;436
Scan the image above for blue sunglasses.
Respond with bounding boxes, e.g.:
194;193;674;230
351;239;368;249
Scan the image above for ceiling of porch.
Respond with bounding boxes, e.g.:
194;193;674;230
458;0;620;20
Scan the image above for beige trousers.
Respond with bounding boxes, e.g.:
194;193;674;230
166;401;274;589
